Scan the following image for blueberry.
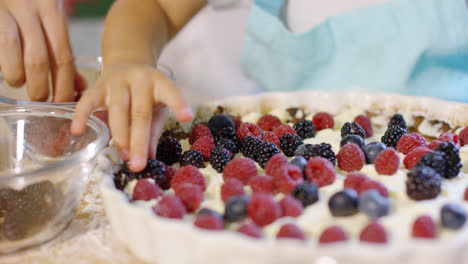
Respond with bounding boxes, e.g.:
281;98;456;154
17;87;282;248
291;183;319;207
359;190;390;218
294;144;309;156
289;156;307;174
328;189;359;217
340;135;365;149
224;196;249;222
441;203;467;230
362;142;386;164
207;114;235;136
197;208;223;219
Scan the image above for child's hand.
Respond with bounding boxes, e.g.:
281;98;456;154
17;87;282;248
0;0;76;102
71;63;194;172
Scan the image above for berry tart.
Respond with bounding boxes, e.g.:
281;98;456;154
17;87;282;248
97;91;468;264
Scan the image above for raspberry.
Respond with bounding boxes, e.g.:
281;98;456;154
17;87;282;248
403;146;431;169
171;165;206;191
194;214;224;230
273;165;304;194
249;175;275;194
388;113;407;129
279;195;303;217
265;153;288;176
189;124;213;145
319;226;348;244
163;164;177;190
231;116;242;131
156;136;182;165
464;186;468;201
174;183;203;212
247;193;281;226
132;179;163;201
344;172;368;192
412;215;437;239
223;157;258;185
354;115;373;138
191;136;215;161
312;112;334;131
293;120;316;139
263;131;281;148
180;150;205;168
341;122;366;139
427;140;442;150
396;132;427;155
221;178;245;203
276;223;306;241
256;141;281;168
237;222;262;238
381;125;407;148
360;180;389;197
208;114;235;136
274;124;296;139
337;143;365;172
359;221;388;244
460;126;468;146
209;146;232;173
438;132;460;148
257;114;282;131
241;136;262;160
237;122;263;142
304;157;336;187
406;166;441;200
280;133;304;157
152;195;186;219
374;148;400;175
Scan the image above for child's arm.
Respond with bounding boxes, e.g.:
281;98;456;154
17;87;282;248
72;0;206;172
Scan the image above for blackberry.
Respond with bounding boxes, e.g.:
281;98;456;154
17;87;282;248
291;183;319;207
215;137;238;154
215;126;237;142
341;122;366;139
295;143;336;165
381;125;406;147
210;146;232;173
207;114;235;136
113;164;135;190
388;113;407;130
256;141;281;168
436;141;462;179
135;159;170;189
180;150;205;168
280;133;304;157
406;166;442;200
156;136;182;165
241;136;262;160
293;120;316;140
416;152;447;178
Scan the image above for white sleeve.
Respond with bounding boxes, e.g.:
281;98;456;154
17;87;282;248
207;0;252;9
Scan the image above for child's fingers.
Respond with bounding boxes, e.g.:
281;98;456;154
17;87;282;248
71;86;106;135
0;10;24;87
128;85;153;172
9;5;51;101
38;1;75;102
148;105;169;159
106;83;130;157
152;71;193;122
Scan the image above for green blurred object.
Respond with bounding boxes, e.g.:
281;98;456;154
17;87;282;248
74;0;113;17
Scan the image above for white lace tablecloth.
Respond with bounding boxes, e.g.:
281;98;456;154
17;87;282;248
0;173;145;264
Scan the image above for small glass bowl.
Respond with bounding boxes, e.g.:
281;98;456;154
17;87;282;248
0;105;109;253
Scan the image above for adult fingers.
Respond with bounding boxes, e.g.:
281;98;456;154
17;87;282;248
0;10;24;87
106;82;130;159
8;4;50;101
38;1;75;102
128;84;153;172
148;105;169;159
152;71;193;122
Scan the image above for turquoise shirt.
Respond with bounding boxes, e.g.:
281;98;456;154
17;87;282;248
242;0;468;102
